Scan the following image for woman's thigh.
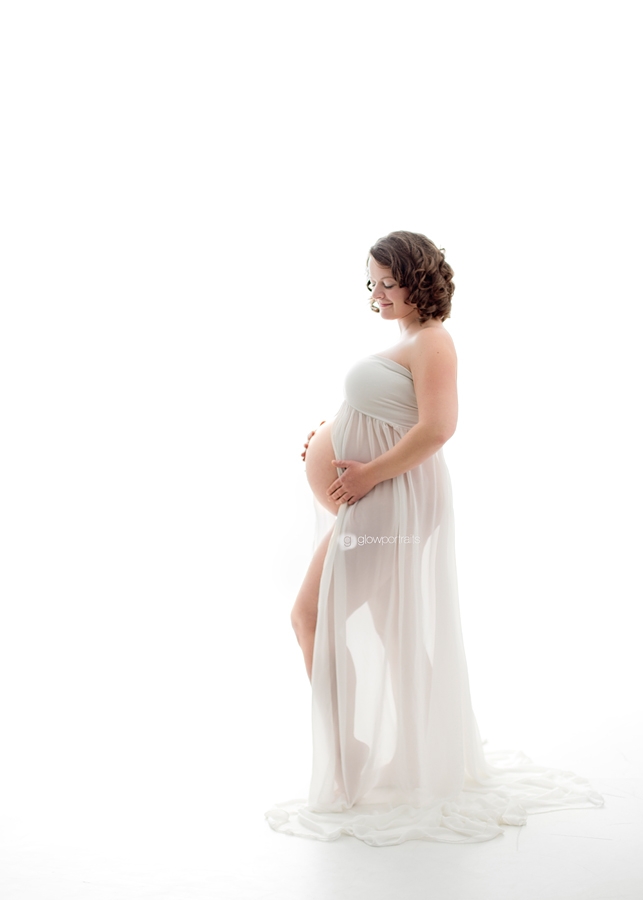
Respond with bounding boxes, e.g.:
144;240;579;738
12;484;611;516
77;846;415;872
291;527;334;624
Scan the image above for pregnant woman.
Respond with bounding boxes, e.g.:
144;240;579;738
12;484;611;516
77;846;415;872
266;231;603;845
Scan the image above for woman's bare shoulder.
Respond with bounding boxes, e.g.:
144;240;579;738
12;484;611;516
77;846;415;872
410;323;456;360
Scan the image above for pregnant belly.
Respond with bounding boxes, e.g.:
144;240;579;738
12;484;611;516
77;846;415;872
305;418;340;515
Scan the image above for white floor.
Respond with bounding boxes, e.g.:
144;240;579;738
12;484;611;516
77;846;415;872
1;723;641;900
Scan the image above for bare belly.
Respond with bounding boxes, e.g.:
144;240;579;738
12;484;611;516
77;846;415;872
305;418;339;515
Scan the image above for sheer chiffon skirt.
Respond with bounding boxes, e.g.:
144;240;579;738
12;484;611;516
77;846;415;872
266;390;603;845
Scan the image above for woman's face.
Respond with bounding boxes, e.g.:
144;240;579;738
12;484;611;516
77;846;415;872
367;256;413;321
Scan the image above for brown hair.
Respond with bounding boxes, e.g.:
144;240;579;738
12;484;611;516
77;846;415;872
367;230;455;323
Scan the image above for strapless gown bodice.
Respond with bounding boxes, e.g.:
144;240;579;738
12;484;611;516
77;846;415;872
342;355;419;428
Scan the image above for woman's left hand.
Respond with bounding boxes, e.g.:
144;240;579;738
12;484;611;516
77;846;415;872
327;460;377;506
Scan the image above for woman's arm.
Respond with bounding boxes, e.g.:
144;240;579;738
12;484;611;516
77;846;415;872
366;328;457;483
328;328;458;504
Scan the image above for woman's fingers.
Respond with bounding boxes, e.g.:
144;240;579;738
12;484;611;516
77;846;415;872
301;420;327;461
307;421;325;441
301;436;312;461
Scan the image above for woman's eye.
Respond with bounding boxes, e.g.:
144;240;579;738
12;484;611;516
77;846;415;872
383;283;394;289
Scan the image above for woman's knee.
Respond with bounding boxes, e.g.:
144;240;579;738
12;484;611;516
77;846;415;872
290;603;317;635
291;526;334;636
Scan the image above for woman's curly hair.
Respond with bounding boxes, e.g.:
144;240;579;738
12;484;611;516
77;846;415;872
367;230;455;323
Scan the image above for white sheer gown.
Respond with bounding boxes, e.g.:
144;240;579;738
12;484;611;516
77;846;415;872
266;354;603;845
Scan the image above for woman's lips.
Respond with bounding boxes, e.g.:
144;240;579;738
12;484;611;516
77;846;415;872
380;302;393;307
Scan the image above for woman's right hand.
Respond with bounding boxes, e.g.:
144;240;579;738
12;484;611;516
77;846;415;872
301;420;326;461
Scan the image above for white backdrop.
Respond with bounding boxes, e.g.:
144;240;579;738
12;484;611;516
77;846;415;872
0;0;641;856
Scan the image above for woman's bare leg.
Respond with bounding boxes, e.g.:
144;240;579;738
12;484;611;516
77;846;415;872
290;527;334;682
